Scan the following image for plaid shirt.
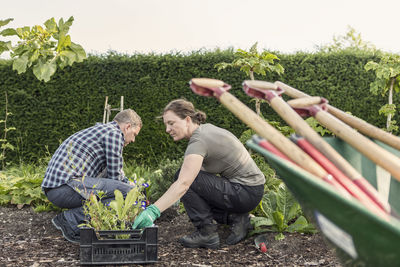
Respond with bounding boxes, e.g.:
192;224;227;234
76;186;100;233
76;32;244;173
42;121;128;189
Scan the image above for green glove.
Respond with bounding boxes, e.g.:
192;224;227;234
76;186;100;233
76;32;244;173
132;204;161;229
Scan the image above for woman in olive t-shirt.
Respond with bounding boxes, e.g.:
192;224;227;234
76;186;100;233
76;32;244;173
133;99;265;249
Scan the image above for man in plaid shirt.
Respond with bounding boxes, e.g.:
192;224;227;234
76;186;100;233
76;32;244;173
41;109;142;243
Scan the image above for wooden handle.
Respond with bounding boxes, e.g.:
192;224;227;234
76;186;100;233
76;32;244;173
218;92;328;178
287;97;323;108
244;80;278;91
315;111;400;182
275;81;308;98
327;105;400;151
275;81;400;151
191;78;225;88
269;96;364;181
217;84;390;217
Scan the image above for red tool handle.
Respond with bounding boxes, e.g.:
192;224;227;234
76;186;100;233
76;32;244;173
252;135;294;163
259;242;267;253
292;135;389;215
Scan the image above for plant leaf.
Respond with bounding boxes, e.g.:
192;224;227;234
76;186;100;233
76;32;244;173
0;18;13;28
12;54;29;74
32;59;57;82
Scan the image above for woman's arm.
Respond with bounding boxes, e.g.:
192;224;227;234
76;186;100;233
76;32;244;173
154;154;203;212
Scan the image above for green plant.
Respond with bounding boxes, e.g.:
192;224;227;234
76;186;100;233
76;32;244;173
304;117;332;136
0;18;15;54
80;187;148;236
0;50;388;166
1;16;86;167
250;183;317;240
148;158;183;201
0;162;59;211
317;26;376;53
365;53;400;134
0;91;16;169
215;42;284;115
239;119;327;241
2;17;86;82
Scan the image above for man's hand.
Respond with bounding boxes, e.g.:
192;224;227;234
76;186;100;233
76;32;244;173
132;204;161;229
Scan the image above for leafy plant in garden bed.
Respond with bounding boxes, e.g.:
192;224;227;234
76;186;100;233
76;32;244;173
250;183;317;240
147;158;183;202
240;126;317;240
80;181;149;238
0;162;59;211
0;161;157;213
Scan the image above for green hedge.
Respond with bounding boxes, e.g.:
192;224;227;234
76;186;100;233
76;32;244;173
0;50;396;166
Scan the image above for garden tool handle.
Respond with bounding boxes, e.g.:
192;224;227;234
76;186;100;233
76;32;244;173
275;81;400;151
287;97;326;109
190;78;328;178
291;134;391;214
314;110;400;182
218;91;328;178
259;242;267;253
243;80;391;214
245;80;364;185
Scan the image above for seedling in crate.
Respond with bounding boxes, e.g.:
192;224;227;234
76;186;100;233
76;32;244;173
80;183;149;239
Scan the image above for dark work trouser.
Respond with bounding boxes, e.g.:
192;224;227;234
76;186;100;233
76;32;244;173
175;169;264;229
45;177;133;235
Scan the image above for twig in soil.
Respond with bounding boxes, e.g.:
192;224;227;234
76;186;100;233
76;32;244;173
265;253;273;259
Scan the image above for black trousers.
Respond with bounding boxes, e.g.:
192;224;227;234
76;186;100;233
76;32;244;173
175;169;264;228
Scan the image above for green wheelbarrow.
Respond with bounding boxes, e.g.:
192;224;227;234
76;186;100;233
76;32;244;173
247;136;400;266
188;77;400;266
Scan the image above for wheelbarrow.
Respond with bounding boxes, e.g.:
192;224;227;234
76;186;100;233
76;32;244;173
247;136;400;266
189;77;400;266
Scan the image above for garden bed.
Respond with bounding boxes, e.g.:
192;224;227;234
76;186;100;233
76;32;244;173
0;205;342;266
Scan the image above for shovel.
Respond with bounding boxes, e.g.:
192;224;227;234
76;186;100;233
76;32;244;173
189;78;389;219
275;81;400;151
242;80;391;214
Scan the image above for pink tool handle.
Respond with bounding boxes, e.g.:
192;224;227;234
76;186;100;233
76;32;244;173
259;242;267;253
258;140;293;163
294;136;389;214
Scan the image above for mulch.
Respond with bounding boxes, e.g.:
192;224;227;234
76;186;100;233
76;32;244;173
0;205;343;266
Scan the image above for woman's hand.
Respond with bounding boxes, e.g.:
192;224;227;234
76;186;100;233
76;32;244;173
132;204;161;229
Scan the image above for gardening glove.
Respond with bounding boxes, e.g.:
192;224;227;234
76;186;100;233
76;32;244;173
132;204;160;229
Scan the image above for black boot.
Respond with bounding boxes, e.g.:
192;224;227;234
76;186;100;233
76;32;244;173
179;224;219;249
226;213;253;245
51;213;80;243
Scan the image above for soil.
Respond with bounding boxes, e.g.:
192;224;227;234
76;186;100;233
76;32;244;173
0;205;343;267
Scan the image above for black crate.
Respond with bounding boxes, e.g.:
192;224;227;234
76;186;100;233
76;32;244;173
80;227;158;265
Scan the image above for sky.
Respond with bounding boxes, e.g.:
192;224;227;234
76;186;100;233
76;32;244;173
2;0;400;56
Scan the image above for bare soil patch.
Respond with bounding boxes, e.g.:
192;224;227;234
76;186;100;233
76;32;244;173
0;205;342;266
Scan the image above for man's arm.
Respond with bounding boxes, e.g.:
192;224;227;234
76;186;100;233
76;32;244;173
154;154;203;212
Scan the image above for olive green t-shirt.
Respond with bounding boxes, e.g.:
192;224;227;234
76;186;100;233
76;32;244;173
184;123;265;186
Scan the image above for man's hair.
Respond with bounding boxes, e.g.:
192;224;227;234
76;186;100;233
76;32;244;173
113;109;142;128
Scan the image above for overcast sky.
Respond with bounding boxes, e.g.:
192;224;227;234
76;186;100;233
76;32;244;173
3;0;400;56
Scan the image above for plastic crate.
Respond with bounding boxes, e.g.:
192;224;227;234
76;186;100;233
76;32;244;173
80;227;158;265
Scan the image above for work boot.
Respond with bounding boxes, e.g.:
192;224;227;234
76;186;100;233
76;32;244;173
179;224;219;249
52;212;80;243
226;213;253;245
